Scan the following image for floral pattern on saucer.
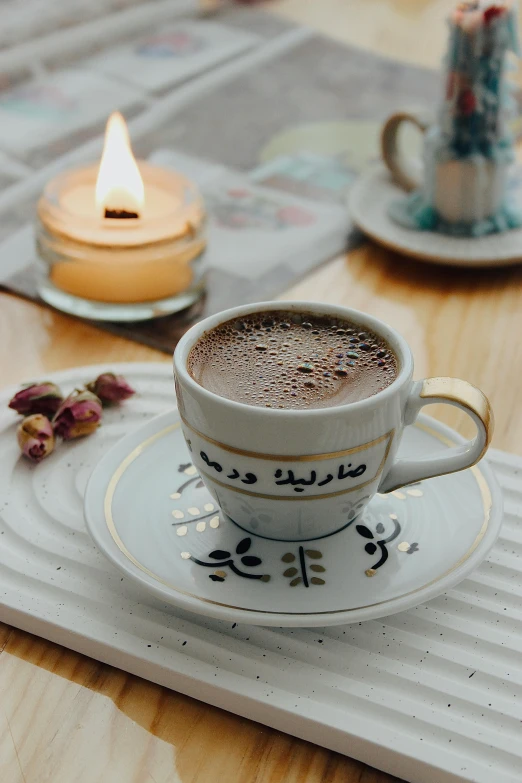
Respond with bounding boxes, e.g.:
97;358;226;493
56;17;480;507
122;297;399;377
84;410;499;626
170;458;424;587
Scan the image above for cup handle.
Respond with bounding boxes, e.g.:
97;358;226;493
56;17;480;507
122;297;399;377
381;110;430;192
379;378;494;493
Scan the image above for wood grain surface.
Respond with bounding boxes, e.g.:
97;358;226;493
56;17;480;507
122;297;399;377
1;2;522;782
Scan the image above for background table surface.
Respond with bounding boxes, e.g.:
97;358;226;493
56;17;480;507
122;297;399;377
1;2;521;782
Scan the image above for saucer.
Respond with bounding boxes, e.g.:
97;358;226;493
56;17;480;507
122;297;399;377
349;165;522;267
84;409;502;627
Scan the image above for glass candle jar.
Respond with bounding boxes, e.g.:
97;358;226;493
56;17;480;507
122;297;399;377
36;162;207;321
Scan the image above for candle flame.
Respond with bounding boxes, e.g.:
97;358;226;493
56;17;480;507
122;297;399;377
95;112;144;217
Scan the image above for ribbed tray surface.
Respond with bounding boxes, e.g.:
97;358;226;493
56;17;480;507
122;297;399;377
0;364;520;783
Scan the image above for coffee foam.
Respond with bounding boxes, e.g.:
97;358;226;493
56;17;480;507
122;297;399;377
188;311;398;410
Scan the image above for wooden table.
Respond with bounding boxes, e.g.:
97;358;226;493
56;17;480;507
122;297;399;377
1;2;522;781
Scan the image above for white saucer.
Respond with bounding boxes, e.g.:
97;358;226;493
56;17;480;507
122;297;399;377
84;408;502;627
349;165;522;267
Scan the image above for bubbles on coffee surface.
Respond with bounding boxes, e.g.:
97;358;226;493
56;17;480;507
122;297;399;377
187;311;398;410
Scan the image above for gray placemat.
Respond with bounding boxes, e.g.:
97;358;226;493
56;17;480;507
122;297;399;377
0;3;483;353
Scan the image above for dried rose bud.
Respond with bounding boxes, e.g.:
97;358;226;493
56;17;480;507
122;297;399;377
17;414;55;463
9;382;63;417
53;390;102;440
86;373;135;405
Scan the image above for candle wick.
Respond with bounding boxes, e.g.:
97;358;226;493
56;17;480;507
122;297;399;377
104;208;140;219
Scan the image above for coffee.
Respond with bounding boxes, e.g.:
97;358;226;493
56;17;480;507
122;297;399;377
187;310;398;410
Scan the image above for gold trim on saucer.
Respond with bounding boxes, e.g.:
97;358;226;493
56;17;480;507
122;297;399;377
103;421;492;617
415;421;491;578
180;413;393;463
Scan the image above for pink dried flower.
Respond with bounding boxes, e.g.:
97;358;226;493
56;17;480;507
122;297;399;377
85;372;135;405
9;382;63;417
53;390;102;440
17;414;55;463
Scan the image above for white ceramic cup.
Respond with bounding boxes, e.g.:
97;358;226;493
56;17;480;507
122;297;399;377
174;301;493;542
381;111;508;225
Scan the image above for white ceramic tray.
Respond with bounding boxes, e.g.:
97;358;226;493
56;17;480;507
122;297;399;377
1;363;521;783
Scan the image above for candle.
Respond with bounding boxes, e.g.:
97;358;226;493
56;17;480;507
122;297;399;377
36;112;206;321
388;0;521;236
443;1;517;157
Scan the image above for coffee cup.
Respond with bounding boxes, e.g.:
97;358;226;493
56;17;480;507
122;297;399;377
381;110;509;225
173;301;493;542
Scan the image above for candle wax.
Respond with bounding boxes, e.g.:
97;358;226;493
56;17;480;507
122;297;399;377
65;180;182;244
40;162;203;246
50;242;204;303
